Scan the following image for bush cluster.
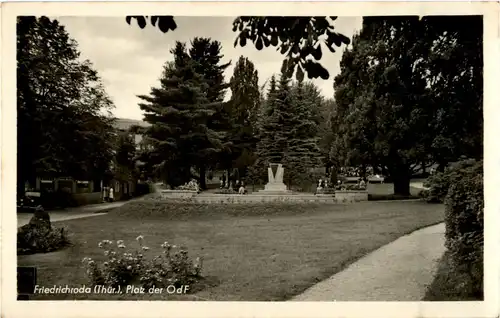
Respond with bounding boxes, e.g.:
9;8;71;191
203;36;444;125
443;160;483;299
422;159;477;203
82;236;203;290
17;208;70;255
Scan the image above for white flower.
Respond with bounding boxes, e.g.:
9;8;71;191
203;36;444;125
117;240;124;245
104;262;109;266
172;245;177;248
142;246;150;251
104;251;109;256
98;242;103;248
127;265;132;270
136;235;144;241
118;244;126;249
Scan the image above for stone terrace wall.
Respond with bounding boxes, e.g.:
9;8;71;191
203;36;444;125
193;194;337;204
334;191;368;203
160;190;198;199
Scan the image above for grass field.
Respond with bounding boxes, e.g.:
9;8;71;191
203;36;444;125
18;200;444;301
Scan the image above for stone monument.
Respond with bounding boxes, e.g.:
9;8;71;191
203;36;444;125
261;163;289;193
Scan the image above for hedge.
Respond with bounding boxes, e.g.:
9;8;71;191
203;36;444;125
442;160;483;299
422;159;478;203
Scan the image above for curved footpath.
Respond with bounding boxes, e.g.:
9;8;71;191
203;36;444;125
292;222;446;301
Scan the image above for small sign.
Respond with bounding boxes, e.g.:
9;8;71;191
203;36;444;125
25;192;41;197
40;180;53;183
17;266;37;295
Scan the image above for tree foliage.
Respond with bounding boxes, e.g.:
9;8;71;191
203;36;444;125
113;132;138;182
137;40;230;189
17;16;115;193
125;16;350;80
250;74;323;188
227;56;261;176
332;16;482;195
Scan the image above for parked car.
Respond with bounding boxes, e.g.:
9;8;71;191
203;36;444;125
17;192;42;213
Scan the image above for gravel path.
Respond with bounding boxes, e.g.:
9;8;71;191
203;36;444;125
17;201;127;227
292;222;445;301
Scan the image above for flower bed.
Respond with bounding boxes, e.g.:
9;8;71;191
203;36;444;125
82;236;203;291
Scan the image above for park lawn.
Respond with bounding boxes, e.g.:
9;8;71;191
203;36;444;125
18;200;444;301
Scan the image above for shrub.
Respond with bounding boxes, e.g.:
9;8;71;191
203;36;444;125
443;160;483;299
82;236;203;290
423;159;478;203
17;207;70;255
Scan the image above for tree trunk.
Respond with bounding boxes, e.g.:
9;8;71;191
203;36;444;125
421;161;427;175
199;166;207;190
392;165;411;196
437;162;447;173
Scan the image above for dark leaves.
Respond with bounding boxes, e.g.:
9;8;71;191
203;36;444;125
136;16;147;29
232;17;349;79
312;45;322;60
126;16;350;80
255;37;263;50
125;16;176;33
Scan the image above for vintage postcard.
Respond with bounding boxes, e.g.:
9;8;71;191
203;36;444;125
2;1;499;318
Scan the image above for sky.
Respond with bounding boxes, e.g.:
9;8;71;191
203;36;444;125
57;16;362;120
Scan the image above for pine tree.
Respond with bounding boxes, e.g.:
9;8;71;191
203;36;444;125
283;80;323;188
138;42;224;188
188;37;232;188
247;75;278;185
228;56;261;178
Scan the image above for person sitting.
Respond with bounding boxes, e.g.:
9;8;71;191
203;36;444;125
238;181;246;195
359;178;366;188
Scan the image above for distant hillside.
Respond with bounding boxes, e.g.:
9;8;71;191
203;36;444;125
114;118;150;131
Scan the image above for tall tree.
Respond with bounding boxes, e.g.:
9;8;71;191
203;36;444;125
126;16;350;80
137;42;225;189
17;16;115;194
188;37;232;187
283;80;323;187
228;56;261;178
424;16;483;170
333;16;482;195
113;131;138;184
248;75;279;184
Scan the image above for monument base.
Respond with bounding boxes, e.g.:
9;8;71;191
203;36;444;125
254;182;292;195
264;183;288;192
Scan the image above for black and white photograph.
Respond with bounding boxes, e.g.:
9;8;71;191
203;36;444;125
2;2;499;318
